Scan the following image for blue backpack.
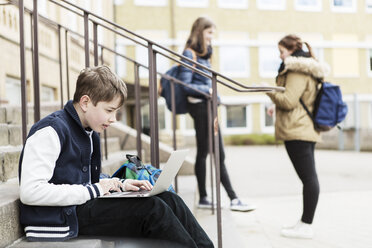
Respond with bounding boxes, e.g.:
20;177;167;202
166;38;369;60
112;154;175;192
160;49;197;114
160;65;189;114
300;82;348;131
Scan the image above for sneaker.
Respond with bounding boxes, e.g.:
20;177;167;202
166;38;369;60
230;198;256;212
197;197;216;209
281;221;314;239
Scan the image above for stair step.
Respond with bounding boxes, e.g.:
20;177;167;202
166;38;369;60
0;146;22;182
0;178;23;248
100;137;121;158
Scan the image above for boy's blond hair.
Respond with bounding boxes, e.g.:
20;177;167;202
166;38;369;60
73;65;127;107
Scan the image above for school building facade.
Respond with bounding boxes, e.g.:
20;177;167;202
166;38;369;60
114;0;372;150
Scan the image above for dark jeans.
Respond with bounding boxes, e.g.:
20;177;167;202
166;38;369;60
284;140;320;224
188;101;237;200
76;191;214;248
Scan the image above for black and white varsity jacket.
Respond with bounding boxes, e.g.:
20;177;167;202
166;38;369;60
18;100;103;241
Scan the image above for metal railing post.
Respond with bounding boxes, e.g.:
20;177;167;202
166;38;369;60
65;30;70;100
57;25;64;108
84;11;89;68
170;80;178;192
207;100;215;214
148;43;159;167
211;73;222;248
19;0;27;144
32;0;41;122
134;63;142;158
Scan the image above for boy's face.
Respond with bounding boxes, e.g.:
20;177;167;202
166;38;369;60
82;95;122;133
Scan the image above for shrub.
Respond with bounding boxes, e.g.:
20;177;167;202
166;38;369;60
224;133;280;146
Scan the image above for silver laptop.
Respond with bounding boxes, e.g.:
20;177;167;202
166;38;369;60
100;149;189;198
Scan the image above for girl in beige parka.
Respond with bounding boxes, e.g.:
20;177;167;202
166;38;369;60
267;34;329;240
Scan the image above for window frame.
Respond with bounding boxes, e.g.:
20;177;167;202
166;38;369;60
368;49;372;77
176;0;209;8
331;0;357;13
219;44;250;78
217;0;248;9
294;0;322;12
260;102;275;133
134;0;167;6
256;0;286;10
220;104;252;135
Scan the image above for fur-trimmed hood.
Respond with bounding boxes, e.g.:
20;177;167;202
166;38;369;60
280;56;330;80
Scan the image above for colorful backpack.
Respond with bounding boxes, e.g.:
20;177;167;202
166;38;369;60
112;154;175;192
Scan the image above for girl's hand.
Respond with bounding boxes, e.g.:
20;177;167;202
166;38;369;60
267;105;275;117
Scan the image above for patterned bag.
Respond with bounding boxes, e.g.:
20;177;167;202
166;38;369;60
112;154;175;192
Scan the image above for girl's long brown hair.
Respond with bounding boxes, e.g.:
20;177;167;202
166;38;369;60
278;34;316;59
185;17;215;57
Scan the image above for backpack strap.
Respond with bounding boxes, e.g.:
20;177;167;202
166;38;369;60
299;78;322;122
184;48;197;67
300;98;314;122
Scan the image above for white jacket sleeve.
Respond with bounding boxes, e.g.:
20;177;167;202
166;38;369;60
19;126;103;206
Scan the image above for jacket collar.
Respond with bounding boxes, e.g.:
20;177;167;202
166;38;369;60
279;56;330;80
64;100;86;132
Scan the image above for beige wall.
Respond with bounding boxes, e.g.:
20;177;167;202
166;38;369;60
0;0;115;107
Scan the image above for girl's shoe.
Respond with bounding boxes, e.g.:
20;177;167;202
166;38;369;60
230;198;256;212
197;197;216;209
281;221;314;239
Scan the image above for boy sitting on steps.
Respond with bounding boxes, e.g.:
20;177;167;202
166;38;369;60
19;65;213;248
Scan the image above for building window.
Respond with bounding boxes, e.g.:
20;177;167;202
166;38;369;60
259;46;282;78
367;0;372;12
136;45;170;78
135;0;167;6
218;0;248;9
294;0;322;12
331;0;356;12
38;0;47;16
41;85;56;102
5;77;21;105
261;103;275;133
115;38;126;78
177;0;209;8
257;0;286;10
141;102;166;135
368;49;372;77
226;105;246;128
221;104;251;134
219;46;250;77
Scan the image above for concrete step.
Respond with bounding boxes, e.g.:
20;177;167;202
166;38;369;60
100;137;121;158
101;150;133;176
0;146;22;182
0;103;61;125
0;124;25;146
0;178;23;248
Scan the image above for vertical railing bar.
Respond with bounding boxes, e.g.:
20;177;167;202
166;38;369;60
170;80;178;192
100;46;109;160
93;23;99;66
211;73;222;248
93;22;108;160
207;99;214;215
19;0;27;144
134;63;142;158
65;30;70;100
57;25;64;109
84;11;89;68
32;0;41;122
148;43;159;167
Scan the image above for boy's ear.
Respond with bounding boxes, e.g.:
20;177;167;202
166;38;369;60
79;95;91;112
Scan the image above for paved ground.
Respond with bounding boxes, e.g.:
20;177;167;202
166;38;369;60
178;145;372;248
